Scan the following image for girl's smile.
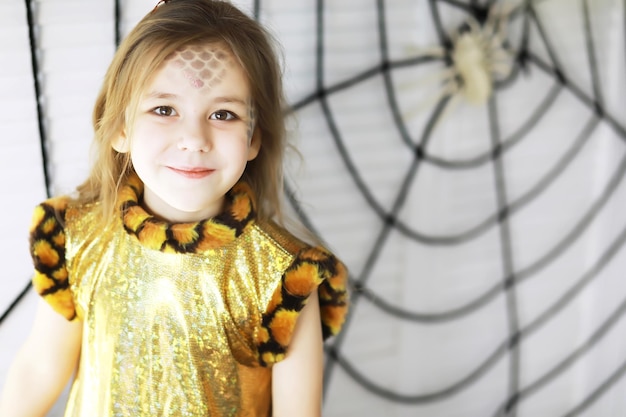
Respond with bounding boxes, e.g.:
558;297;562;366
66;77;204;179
167;166;215;179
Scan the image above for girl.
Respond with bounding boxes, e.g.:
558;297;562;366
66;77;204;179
0;1;348;416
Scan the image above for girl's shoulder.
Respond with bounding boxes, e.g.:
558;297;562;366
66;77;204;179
29;196;76;320
28;195;100;321
252;219;349;365
252;218;311;255
30;195;100;228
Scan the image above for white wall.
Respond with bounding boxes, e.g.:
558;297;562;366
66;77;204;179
2;0;626;416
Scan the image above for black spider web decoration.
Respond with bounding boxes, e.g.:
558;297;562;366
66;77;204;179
1;0;626;416
283;0;626;415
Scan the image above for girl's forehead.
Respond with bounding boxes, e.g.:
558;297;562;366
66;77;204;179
168;43;232;66
162;43;238;90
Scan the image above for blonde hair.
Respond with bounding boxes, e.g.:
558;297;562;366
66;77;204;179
77;0;287;224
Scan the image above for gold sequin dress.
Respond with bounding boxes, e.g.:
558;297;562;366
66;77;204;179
29;175;348;417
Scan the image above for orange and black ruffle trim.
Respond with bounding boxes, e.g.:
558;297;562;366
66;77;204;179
118;174;256;253
256;246;349;366
29;197;76;320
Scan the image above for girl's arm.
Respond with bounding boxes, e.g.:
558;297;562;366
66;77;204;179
0;299;82;417
271;290;324;417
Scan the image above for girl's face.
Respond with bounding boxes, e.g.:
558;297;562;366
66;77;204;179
115;43;260;223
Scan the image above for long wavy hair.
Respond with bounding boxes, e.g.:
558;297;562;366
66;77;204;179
76;0;287;225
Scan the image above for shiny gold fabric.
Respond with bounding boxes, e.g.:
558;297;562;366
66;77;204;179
62;202;297;417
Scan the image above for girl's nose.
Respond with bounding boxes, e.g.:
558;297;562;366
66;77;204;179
177;119;211;152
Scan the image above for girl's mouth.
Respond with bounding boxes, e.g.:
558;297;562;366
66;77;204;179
168;166;214;179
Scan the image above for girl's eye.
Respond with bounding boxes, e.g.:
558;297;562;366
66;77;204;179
152;106;177;117
210;110;236;121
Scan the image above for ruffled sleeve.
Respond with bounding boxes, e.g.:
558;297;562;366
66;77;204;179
29;197;76;321
255;246;349;366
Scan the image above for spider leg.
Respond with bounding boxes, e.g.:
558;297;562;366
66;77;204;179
397;66;455;92
485;0;520;40
404;45;447;60
401;70;459;122
489;47;515;78
465;17;482;37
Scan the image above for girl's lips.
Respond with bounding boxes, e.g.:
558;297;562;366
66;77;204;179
168;166;214;179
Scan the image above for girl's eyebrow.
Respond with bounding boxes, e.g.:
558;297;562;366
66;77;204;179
143;91;179;100
212;96;248;106
143;91;249;106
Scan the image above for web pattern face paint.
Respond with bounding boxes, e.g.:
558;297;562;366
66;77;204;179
246;104;256;143
168;45;231;90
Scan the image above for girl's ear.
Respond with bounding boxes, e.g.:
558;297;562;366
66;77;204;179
112;132;130;153
247;128;261;161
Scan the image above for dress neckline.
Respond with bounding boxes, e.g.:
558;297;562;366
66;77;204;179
117;174;256;253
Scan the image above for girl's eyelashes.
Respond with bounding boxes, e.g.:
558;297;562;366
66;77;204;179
148;106;238;121
152;106;177;117
209;110;237;121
